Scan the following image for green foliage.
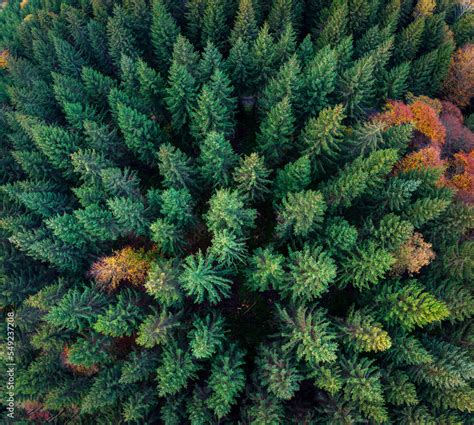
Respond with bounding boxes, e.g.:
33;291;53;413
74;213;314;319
191;69;237;140
283;244;337;301
340;241;395;289
0;1;470;423
278;305;338;365
188;312;227;359
178;250;232;304
209;229;248;267
93;289;143;337
205;188;256;236
245;246;286;292
300;104;345;176
136;308;180;348
376;280;450;330
116;102;164;165
276;190;326;238
206;343;246;418
273;154;311;199
256;343;302;400
46;286;108;332
145;259;183;307
198;131;238;188
257;96;295;164
156;342;199;397
232;152;271;201
151;0;179;73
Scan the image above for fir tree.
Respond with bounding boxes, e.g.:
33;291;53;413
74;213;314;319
201;0;228;50
191;69;237;140
157;143;197;190
232;153;271;201
300;104;346;176
275;190;327;238
145;259;183;307
277;305;338;365
256;96;295;165
283;244;337;301
339;241;394;289
206;343;246;418
230;0;258;45
136;308;181;348
156;342;199;396
198;131;238;188
165;60;198;133
376;280;450;330
204;188;257;236
116;102;165;164
273;154;312;200
178;250;232;304
151;0;180;73
188;312;227;359
256;343;302;400
245;247;286;292
300;45;337;118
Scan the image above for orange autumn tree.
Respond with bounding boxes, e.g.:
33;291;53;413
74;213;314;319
395;146;446;176
374;98;446;145
89;246;154;291
446;151;474;203
0;49;8;69
443;44;474;108
392;232;436;275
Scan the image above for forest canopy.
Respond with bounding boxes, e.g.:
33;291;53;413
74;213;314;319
0;0;473;423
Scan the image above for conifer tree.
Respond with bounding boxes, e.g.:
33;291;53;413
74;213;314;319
178;250;232;304
283;244;337;301
300;104;345;176
188;312;227;359
233;153;271;201
230;0;258;45
202;0;228;50
300;45;337;118
191;69;237;140
273;154;311;199
151;0;180;73
156;342;199;397
251;23;276;90
116;103;165;165
278;305;338;365
165;60;198;134
198;131;238;188
276;190;327;238
206;343;246;418
315;0;348;48
256;96;295;164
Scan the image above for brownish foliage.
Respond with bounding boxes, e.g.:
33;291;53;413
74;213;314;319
20;401;52;421
0;50;9;69
392;233;436;275
89;246;154;291
443;44;474;108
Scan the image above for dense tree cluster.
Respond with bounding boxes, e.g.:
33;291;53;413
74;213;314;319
0;0;473;423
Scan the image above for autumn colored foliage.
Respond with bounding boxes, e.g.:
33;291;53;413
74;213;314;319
396;146;446;174
0;50;8;70
392;232;436;275
89;247;153;291
374;98;446;145
443;44;474;108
